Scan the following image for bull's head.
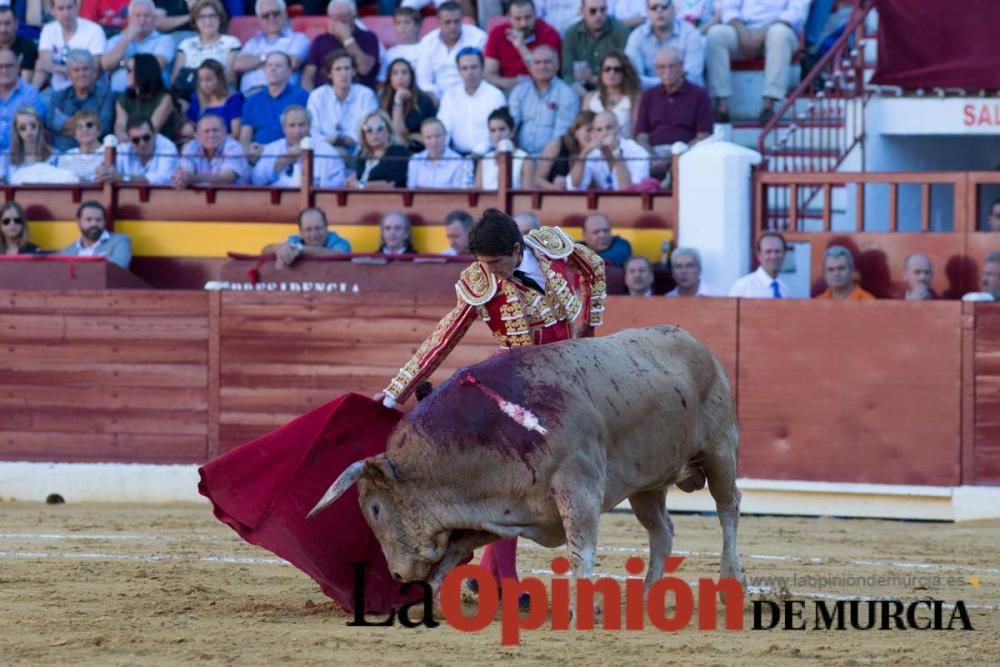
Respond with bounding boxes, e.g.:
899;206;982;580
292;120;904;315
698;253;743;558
308;455;449;582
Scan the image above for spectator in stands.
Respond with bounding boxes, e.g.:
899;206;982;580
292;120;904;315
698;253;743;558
980;252;1000;301
96;115;179;184
476;106;535;189
260;206;351;269
441;209;473;255
346;109;410;188
45;49;113;152
56;110;104;181
509;45;579;155
729;230;788;298
6;106;59;183
816;245;874;300
0;202;43;255
80;0;129;30
513;210;540;233
251;104;346;188
569;110;650;190
234;0;309;95
0;7;38;82
536;109;594;190
379;58;436;152
537;0;582;34
302;0;379;91
484;0;562;93
666;246;721;296
626;0;705;90
581;212;631;267
561;0;629;97
240;52;309;164
624;255;655;296
155;0;197;33
172;112;249;187
0;48;45;153
172;0;241;96
60;200;131;268
114;53;179;142
636;45;712;184
101;0;176;94
984;198;1000;232
378;210;417;254
436;47;505;156
378;7;422;83
308;50;378;156
901;253;936;301
677;0;721;31
406;117;469;188
34;0;107;92
182;59;243;140
415;1;487;101
706;0;807;123
582;50;640;138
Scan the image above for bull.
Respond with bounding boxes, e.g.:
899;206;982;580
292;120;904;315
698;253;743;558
310;326;745;594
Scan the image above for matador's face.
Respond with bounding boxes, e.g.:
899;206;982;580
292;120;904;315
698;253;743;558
475;242;521;280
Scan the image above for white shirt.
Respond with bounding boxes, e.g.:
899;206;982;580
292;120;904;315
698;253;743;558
720;0;810;32
251;137;346;188
406;147;470;188
479;148;528;189
516;247;547;291
307;83;378;144
56;148;103;182
608;0;646;23
536;0;580;34
436;81;505;154
76;229;110;257
115;133;179;185
666;281;723;297
378;42;423;82
38;18;107;91
571;138;650;190
728;265;790;298
415;24;487;99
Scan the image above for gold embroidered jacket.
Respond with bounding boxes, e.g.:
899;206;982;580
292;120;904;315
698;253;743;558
383;226;607;404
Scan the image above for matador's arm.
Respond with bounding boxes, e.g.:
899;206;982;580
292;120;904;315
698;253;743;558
569;242;607;328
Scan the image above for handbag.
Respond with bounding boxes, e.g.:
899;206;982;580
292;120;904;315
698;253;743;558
173;67;198;100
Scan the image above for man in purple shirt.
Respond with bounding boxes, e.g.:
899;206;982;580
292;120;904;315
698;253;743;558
302;0;380;91
635;46;713;183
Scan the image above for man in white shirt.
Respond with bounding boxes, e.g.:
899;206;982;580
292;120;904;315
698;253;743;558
100;0;176;93
252;105;346;188
406;118;470;188
729;231;790;298
569;111;649;190
415;1;487;101
666;247;722;297
307;49;378;153
436;47;505;155
34;0;106;92
95;116;178;185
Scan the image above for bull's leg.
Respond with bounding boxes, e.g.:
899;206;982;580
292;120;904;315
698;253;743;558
627;488;673;590
701;424;745;586
551;477;603;618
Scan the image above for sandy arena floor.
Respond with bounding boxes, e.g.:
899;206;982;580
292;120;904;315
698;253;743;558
1;501;997;666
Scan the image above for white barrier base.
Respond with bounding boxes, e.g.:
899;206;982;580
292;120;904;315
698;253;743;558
1;462;998;522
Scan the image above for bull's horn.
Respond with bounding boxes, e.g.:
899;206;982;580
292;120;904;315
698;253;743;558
308;460;367;518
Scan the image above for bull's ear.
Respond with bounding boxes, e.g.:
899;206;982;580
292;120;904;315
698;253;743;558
307;459;369;518
364;455;399;487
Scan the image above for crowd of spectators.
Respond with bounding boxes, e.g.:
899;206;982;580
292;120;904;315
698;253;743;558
0;0;829;188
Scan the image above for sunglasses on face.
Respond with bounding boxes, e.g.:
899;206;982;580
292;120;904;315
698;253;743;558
260;10;281;19
77;120;97;130
649;2;672;11
17;122;37;131
587;7;607;15
130;133;153;145
197;12;219;19
363;125;386;133
603;65;623;73
1;216;23;226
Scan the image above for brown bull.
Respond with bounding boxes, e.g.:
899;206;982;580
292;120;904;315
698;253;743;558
310;326;745;593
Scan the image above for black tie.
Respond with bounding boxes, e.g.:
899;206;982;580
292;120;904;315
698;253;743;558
513;270;544;293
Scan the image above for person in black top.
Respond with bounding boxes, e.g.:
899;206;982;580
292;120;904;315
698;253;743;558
0;202;44;255
378;58;436;153
535;109;595;190
347;109;410;188
0;7;37;81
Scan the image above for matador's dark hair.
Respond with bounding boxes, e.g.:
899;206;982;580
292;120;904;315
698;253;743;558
468;208;522;257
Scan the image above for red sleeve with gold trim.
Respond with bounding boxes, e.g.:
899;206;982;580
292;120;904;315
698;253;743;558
569;243;607;326
382;263;495;404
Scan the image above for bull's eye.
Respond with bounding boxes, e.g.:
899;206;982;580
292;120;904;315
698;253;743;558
371;503;380;519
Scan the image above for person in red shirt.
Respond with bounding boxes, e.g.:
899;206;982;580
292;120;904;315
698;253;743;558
483;0;562;92
79;0;129;29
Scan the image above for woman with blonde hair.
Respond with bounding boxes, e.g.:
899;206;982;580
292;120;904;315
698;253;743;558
582;50;641;139
346;110;410;189
0;202;42;254
6;106;58;182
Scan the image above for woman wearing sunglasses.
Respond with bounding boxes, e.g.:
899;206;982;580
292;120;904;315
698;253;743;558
345;110;410;189
57;111;105;181
581;50;640;139
0;202;43;255
5;107;59;183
